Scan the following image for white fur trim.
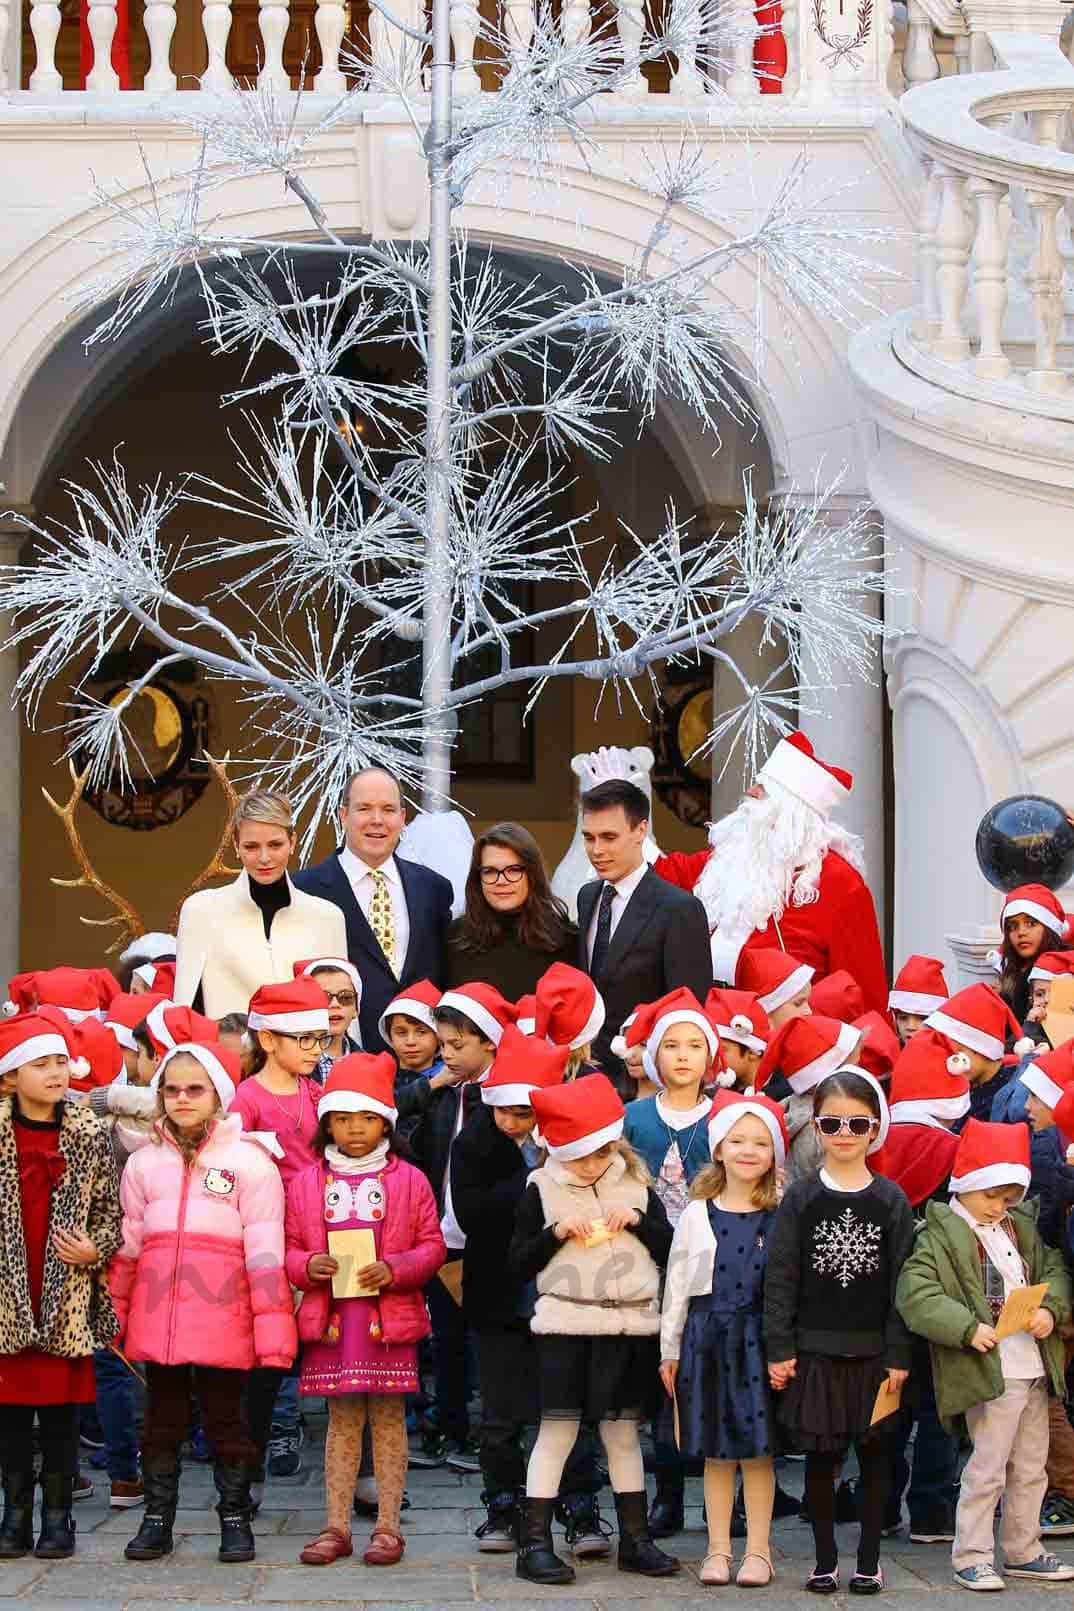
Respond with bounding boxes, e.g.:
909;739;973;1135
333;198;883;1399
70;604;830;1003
889;1093;971;1126
482;1083;536;1108
646;1009;720;1070
544;1116;624;1162
1001;898;1067;937
758;737;851;818
0;1033;69;1077
758;963;814;1015
436;990;507;1047
707;1101;786;1169
710;931;746;986
1030;963;1061;982
1020;1064;1064;1110
61;1006;104;1024
640;1047;666;1090
517;1017;537;1036
950;1162;1031;1200
247;1007;331;1034
133;963;156;989
106;1021;137;1052
154;1041;236;1108
317;1089;397;1124
569;994;607;1052
302;958;363;1000
146;1000;175;1050
377;996;439;1043
888;990;946;1016
926;1009;1004;1062
785;1022;863;1094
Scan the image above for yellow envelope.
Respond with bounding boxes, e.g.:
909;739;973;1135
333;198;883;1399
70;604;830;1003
870;1377;903;1426
437;1260;465;1307
995;1283;1049;1341
581;1218;615;1249
327;1228;378;1299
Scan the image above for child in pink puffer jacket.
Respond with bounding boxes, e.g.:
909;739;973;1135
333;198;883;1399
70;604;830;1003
109;1042;296;1568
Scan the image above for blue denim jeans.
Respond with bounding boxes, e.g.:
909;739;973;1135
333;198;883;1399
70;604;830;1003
271;1372;300;1432
93;1347;140;1482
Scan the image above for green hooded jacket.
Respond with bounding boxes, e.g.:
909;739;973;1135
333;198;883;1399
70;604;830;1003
895;1199;1070;1433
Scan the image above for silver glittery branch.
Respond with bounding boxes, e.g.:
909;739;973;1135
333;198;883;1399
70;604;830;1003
4;0;899;825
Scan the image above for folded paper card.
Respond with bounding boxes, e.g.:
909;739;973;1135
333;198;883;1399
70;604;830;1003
870;1377;903;1426
328;1228;378;1299
581;1218;615;1249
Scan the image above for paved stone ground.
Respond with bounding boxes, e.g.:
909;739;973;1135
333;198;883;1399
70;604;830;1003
8;1418;1074;1610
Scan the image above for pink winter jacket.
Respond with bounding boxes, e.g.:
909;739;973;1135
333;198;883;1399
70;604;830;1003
109;1114;297;1370
285;1154;446;1347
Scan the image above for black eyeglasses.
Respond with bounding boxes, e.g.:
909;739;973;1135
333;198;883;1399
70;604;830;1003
814;1115;877;1137
480;864;526;885
278;1031;333;1052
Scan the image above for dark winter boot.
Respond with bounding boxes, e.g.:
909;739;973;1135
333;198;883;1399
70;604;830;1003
0;1470;35;1559
615;1489;680;1577
214;1461;256;1563
647;1471;685;1538
124;1453;180;1561
474;1489;519;1552
515;1496;575;1584
557;1490;613;1557
35;1472;75;1559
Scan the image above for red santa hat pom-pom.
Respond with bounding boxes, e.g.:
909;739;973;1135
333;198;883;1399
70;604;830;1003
948;1116;1031;1201
946;1051;972;1076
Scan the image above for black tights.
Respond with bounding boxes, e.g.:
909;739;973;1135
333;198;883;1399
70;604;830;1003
805;1429;892;1576
0;1403;79;1478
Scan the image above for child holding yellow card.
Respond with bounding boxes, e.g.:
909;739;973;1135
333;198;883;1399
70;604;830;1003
896;1119;1073;1591
285;1054;445;1569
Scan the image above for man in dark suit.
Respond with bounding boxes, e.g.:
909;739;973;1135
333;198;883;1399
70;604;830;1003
292;768;454;1052
578;778;712;1091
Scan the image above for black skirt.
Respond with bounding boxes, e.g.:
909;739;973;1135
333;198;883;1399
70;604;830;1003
535;1333;660;1422
776;1353;889;1454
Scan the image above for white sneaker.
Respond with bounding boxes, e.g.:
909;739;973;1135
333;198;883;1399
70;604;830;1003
954;1564;1005;1591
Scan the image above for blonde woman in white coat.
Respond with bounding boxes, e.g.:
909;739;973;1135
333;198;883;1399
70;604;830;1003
174;792;348;1018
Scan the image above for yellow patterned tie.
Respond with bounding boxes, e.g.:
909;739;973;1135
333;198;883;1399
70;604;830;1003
370;869;398;975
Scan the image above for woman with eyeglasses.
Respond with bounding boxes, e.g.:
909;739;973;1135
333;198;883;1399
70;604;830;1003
445;825;577;1001
174;791;348;1019
765;1068;914;1597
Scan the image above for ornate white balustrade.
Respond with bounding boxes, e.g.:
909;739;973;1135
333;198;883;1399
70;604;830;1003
899;30;1074;411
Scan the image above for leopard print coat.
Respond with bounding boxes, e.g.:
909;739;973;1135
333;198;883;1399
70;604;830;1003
0;1097;122;1358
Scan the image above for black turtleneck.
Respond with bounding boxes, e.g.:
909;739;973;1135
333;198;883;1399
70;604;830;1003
248;873;291;940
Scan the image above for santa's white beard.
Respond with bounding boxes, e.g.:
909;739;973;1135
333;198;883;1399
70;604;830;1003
695;781;865;937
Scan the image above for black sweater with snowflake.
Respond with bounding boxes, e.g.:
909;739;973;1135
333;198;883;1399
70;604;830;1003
764;1173;915;1368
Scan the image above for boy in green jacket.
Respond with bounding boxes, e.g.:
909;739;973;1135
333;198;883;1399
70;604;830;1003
896;1119;1074;1592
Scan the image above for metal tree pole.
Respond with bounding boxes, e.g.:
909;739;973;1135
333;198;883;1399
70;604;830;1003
421;0;455;811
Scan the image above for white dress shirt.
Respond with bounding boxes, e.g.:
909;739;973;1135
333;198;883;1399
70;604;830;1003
951;1199;1043;1380
586;860;649;963
338;845;411;970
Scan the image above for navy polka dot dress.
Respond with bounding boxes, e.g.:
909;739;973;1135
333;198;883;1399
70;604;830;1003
675;1203;775;1462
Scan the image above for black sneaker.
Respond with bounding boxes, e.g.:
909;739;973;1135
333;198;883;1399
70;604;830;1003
1040;1492;1074;1538
445;1439;481;1474
266;1424;303;1479
476;1491;519;1553
908;1502;956;1543
557;1493;612;1558
409;1432;449;1469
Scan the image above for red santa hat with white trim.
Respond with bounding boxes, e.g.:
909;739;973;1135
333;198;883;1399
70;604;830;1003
104;991;168;1051
247;977;330;1036
435;982;517;1047
887;1029;971;1127
625;987;726;1089
706;1089;788;1170
755;1013;864;1097
145;1001;221;1055
530;1072;624;1162
949;1116;1031;1201
153;1041;241;1108
515;996;537;1036
757;731;853;818
705;988;771;1055
534;963;606;1052
482;1024;570;1108
854;1011;901;1084
1020;1042;1074;1112
926;983;1031;1062
1052;1081;1074;1147
810;971;865;1025
1029;951;1074;984
293;957;363;1004
889;955;949;1018
736;948;814;1016
377;979;442;1043
1000;884;1069;940
318;1051;398;1125
58;1015;123;1092
4;968;105;1022
133;962;175;997
0;1012;72;1079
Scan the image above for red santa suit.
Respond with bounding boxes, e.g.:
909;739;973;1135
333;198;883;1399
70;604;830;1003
654;734;888;1016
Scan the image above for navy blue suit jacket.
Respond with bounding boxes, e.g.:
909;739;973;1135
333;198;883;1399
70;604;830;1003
292;850;453;1053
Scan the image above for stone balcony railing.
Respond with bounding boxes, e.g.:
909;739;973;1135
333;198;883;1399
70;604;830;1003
898;27;1074;414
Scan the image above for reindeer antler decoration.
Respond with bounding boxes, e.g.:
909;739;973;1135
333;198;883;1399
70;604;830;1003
43;763;146;954
169;753;240;930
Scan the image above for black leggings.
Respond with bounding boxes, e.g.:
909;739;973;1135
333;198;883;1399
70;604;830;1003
805;1427;893;1576
0;1403;79;1478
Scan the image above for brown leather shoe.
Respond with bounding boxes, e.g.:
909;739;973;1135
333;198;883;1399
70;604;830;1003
299;1526;354;1565
363;1527;406;1565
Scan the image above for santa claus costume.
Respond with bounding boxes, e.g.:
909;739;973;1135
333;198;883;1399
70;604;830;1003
654;733;887;1014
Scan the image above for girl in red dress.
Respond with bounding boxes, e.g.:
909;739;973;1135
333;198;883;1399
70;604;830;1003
0;1012;122;1561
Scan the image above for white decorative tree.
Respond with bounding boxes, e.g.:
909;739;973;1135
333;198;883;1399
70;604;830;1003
0;6;892;850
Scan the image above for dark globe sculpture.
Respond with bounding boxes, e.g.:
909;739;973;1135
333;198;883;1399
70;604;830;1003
975;796;1074;892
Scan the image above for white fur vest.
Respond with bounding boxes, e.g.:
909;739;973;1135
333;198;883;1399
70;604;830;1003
529;1153;661;1337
